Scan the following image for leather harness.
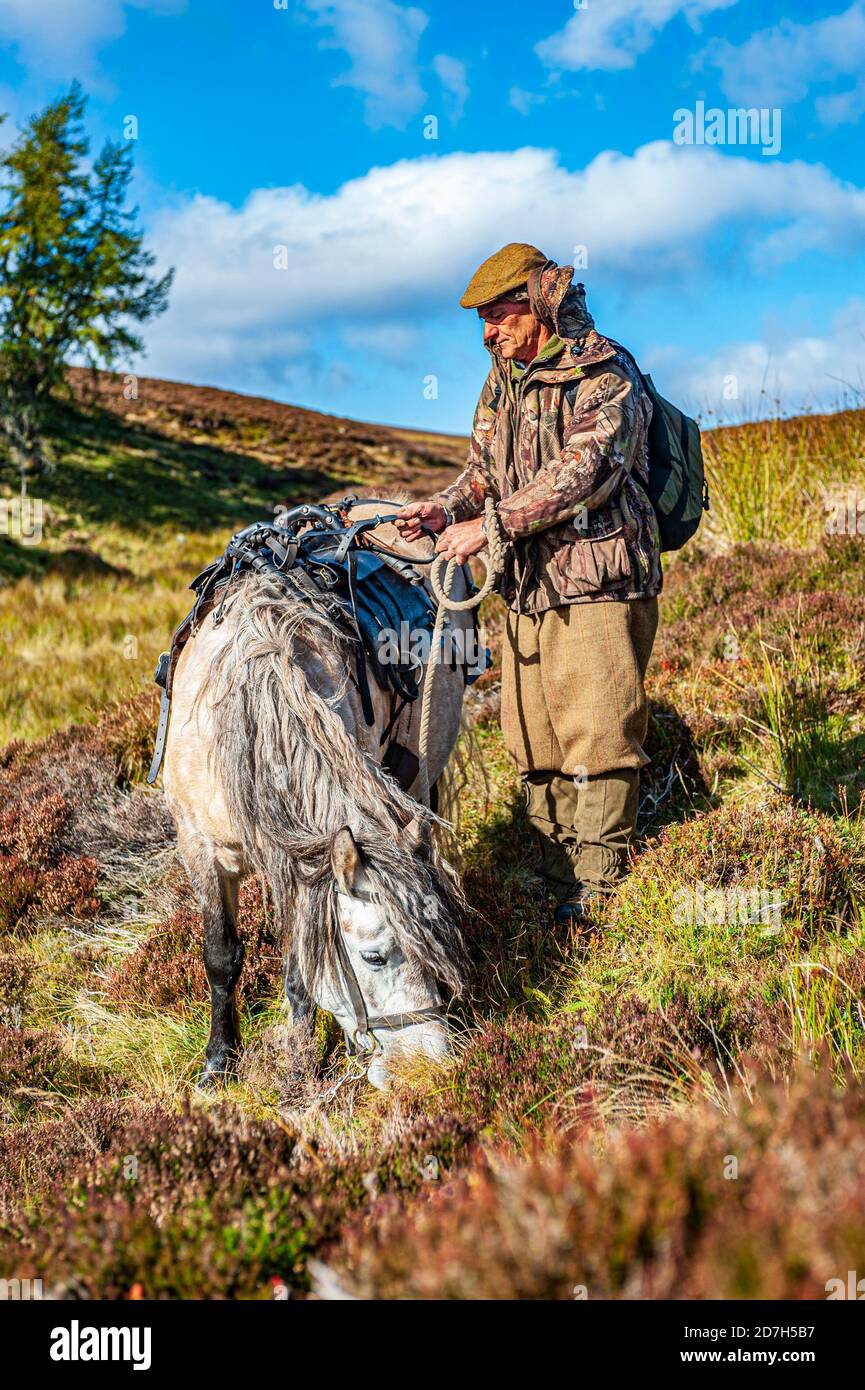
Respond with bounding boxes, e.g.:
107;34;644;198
147;496;482;788
334;928;447;1055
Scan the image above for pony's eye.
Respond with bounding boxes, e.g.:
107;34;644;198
360;950;386;968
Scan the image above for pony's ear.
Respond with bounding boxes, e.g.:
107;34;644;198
404;813;432;856
332;827;362;894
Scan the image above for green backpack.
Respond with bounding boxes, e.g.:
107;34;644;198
610;341;709;551
640;373;709;553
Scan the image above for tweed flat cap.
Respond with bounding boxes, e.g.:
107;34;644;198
460;242;549;310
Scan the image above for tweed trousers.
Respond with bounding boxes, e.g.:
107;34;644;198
500;597;658;899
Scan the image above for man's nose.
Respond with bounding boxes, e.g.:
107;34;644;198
483;321;498;345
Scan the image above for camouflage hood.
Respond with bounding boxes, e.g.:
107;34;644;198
525;261;595;344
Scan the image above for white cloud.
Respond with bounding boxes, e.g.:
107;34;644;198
652;298;865;418
432;53;468;121
138;142;865;391
509;86;539;117
0;0;184;81
535;0;737;74
343;322;423;359
301;0;428;128
817;84;865;127
701;2;865;127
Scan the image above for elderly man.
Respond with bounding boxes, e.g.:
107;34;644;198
396;243;662;923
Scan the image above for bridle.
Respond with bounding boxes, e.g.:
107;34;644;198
333;928;448;1056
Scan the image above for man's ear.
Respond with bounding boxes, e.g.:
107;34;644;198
332;827;362;894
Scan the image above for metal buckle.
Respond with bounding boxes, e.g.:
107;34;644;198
352;1029;377;1056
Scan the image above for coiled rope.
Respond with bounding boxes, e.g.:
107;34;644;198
417;496;506;808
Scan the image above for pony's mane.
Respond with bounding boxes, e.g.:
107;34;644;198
207;571;467;996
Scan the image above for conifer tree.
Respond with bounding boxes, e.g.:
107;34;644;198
0;85;173;481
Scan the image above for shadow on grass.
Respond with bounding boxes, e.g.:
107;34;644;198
459;785;581;1018
796;730;865;814
639;698;712;839
0;538;133;585
5;401;351;536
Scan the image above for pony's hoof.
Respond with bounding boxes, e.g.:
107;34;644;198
195;1056;238;1091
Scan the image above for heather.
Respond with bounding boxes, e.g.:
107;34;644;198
105;882;281;1017
328;1061;865;1300
1;380;864;1298
0;1098;474;1298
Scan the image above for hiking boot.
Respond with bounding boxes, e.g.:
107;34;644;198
553;889;608;928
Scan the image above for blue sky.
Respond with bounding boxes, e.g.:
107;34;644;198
1;0;864;433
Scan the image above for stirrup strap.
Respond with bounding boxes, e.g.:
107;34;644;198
146;687;172;785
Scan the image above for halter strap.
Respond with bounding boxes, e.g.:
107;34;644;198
333;931;447;1054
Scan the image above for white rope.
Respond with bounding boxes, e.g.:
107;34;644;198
417;497;506;808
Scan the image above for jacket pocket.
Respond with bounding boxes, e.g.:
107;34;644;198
549;523;633;598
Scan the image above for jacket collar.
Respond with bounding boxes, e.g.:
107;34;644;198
492;327;619;387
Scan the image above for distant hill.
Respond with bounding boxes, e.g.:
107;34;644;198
67;368;469;500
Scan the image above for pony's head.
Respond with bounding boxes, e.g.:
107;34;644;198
308;818;466;1090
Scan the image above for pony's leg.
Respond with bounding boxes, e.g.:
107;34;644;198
177;824;245;1086
201;868;244;1086
283;949;314;1025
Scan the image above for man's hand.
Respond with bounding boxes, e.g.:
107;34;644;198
435;516;486;564
394;500;447;541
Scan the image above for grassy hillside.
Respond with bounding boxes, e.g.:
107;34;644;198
1;373;864;1299
0;372;466;742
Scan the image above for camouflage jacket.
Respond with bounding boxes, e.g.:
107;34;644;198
432;265;663;613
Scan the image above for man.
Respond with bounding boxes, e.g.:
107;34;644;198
396;243;662;923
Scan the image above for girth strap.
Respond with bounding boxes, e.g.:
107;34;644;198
346;546;375;727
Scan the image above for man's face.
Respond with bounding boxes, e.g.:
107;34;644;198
478;299;542;362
